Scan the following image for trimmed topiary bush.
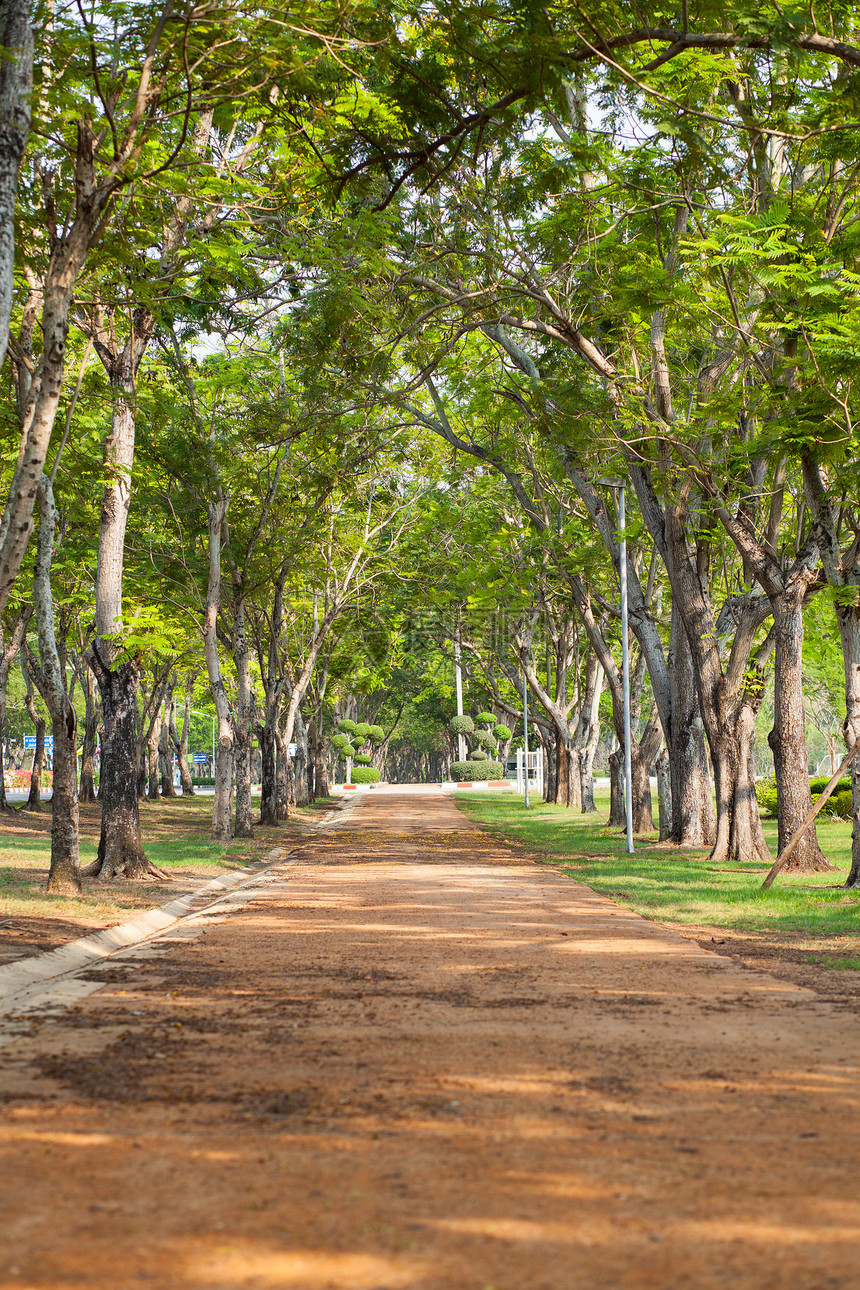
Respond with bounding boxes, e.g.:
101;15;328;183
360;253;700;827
450;714;475;735
475;711;496;725
469;747;488;760
475;730;497;749
332;732;351;752
354;753;373;765
350;766;381;784
354;722;372;741
493;723;512;741
367;724;385;743
449;760;504;781
338;719;357;735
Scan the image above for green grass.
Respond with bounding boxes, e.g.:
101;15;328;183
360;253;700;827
0;795;300;925
456;791;860;937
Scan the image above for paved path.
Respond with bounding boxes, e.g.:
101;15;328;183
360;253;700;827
1;792;859;1289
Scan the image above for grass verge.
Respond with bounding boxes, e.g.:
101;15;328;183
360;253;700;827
455;791;859;938
0;795;315;943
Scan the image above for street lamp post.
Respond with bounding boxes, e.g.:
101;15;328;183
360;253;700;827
454;631;466;762
617;486;634;855
523;675;530;809
599;479;634;855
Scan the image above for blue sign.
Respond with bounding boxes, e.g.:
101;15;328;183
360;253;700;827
192;753;208;764
24;735;53;751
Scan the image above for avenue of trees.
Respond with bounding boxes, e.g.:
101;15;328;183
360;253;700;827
2;1;860;892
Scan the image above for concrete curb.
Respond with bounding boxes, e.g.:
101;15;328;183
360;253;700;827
0;793;362;1019
0;845;295;1014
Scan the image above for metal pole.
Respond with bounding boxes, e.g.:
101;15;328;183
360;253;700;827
523;677;530;809
619;486;634;854
454;636;466;761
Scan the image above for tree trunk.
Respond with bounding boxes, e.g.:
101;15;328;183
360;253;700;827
608;746;625;826
314;724;330;798
667;602;716;846
29;479;81;893
0;606;30;812
90;360;155;874
275;730;290;819
630;736;655;835
293;709;309;807
202;499;235;841
159;686;178;798
232;595;254;839
23;676;44;812
78;660;99;803
173;686;194;795
259;725;277;825
0;0;32;375
87;657;163;879
146;709;161;800
575;657;603;814
802;457;860;887
768;593;832;872
656;747;673;842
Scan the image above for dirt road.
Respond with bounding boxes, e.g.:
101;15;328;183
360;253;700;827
1;791;859;1289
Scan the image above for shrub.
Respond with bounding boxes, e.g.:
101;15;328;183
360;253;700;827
475;730;497;749
475;711;496;725
493;723;512;741
755;776;778;817
469;747;488;760
367;724;385;743
337;718;357;735
829;789;853;819
449;759;504;781
349;766;381;784
332;732;351;752
354;753;373;765
354;722;372;740
450;714;475;735
810;775;851;797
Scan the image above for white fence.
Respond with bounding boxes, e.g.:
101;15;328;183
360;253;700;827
516;747;544;796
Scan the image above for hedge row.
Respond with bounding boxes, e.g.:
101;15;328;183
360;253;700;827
448;760;504;782
755;775;855;819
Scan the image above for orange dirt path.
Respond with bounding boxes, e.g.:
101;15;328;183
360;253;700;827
1;790;859;1289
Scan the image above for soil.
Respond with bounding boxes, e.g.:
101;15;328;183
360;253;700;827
1;790;860;1289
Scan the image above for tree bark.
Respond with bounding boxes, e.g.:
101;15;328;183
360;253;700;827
293;708;309;807
87;653;163;879
22;655;44;812
608;746;625;826
27;478;81;891
77;656;99;802
203;499;235;841
768;591;832;871
574;655;603;813
231;592;254;838
667;602;716;846
803;457;860;885
159;682;178;798
0;606;30;812
0;0;32;374
172;684;194;795
656;747;673;842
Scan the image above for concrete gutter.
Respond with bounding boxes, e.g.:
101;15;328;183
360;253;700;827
0;792;362;1020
